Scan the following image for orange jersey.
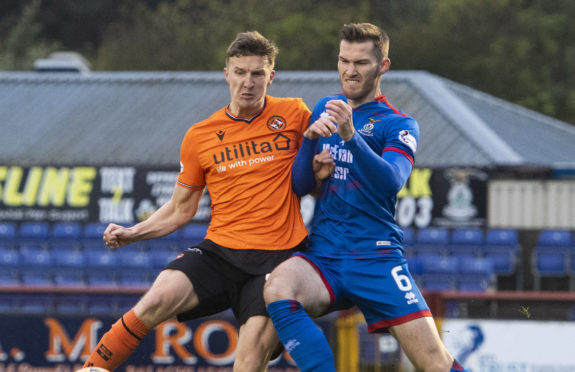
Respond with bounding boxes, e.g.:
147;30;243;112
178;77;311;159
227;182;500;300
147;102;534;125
177;95;311;250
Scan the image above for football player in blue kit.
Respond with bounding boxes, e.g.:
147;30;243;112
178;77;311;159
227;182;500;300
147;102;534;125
264;23;469;372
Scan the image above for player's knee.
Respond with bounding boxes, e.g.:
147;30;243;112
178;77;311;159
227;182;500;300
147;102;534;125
263;272;293;305
134;292;172;326
135;278;190;325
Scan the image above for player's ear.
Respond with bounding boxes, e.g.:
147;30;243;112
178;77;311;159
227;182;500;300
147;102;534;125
224;67;230;84
380;58;390;75
267;70;275;87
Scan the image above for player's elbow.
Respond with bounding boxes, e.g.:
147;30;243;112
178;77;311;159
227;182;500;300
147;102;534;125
387;178;405;195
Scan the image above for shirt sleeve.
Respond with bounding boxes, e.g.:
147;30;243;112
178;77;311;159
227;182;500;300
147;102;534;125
382;116;419;166
291;137;319;196
176;126;205;189
290;97;330;196
346;116;419;195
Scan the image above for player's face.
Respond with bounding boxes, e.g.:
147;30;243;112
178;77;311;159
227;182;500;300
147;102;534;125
225;55;275;117
338;40;389;107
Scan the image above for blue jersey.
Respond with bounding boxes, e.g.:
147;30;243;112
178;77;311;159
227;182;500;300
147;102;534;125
309;93;419;259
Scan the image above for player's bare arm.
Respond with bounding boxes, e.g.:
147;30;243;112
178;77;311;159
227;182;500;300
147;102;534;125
103;185;204;249
325;99;354;141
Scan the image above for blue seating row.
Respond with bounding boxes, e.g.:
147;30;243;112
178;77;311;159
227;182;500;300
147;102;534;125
407;255;496;292
0;221;208;242
403;227;520;276
0;222;209;289
0;292;140;316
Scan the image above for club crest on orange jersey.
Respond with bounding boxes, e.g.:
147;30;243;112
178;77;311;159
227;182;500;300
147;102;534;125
267;116;286;131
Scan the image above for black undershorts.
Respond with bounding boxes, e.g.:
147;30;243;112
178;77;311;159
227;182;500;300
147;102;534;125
165;238;307;325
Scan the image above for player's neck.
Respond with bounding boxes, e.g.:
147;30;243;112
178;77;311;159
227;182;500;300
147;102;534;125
227;102;265;119
348;89;382;108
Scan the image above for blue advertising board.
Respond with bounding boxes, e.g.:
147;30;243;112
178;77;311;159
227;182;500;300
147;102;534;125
0;313;301;372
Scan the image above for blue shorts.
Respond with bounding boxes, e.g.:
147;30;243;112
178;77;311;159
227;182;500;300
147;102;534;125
296;252;431;333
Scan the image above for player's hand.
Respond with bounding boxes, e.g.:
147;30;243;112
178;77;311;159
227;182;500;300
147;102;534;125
103;223;135;249
325;100;354;141
304;113;337;140
313;149;335;181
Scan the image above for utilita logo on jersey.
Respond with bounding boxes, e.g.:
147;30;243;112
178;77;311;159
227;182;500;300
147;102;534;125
212;133;291;173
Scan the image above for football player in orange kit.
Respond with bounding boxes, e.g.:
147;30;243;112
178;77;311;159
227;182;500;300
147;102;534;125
83;31;315;372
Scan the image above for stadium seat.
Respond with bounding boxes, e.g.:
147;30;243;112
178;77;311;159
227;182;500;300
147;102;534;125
533;229;572;290
117;296;140;314
458;257;495;291
147;239;176;253
19;246;53;267
181;224;208;245
0;294;20;313
86;270;118;288
484;228;519;247
53;249;86;268
118;240;149;254
84;250;118;270
0;246;21;286
149;230;183;251
118;250;152;269
0;270;20;286
83;222;109;239
20;294;54;314
19;222;50;239
81;222;108;250
17;222;51;253
56;295;89;314
83;249;119;288
20;269;54;287
0;222;17;240
537;229;571;247
51;222;82;240
158;230;181;241
86;295;117;315
417;255;457;291
413;228;449;256
82;239;108;253
0;246;20;267
118;270;154;288
449;228;483;258
481;229;519;276
149;249;179;269
53;270;86;287
420;275;455;291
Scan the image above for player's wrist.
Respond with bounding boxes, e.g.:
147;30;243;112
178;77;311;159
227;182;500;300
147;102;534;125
341;129;355;142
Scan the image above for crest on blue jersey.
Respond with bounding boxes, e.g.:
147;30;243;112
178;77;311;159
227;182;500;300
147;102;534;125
358;121;376;136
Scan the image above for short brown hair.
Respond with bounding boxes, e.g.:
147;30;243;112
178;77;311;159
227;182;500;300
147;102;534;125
226;31;279;68
339;23;389;62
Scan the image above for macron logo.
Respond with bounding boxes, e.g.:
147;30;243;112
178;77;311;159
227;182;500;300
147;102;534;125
284;339;301;353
